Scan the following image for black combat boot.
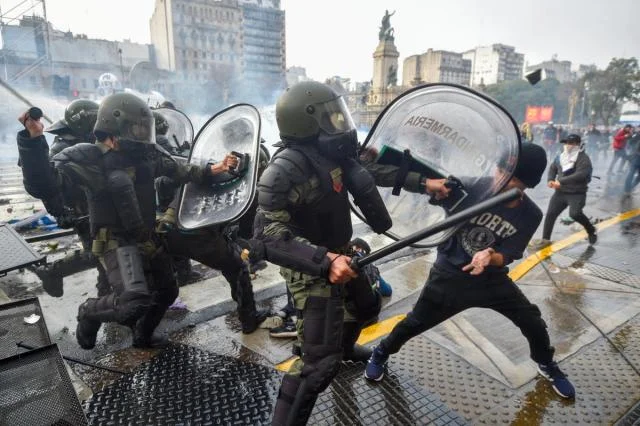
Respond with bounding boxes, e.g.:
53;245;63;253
132;304;170;348
174;256;204;286
342;321;372;362
76;299;103;350
34;250;99;297
34;265;63;297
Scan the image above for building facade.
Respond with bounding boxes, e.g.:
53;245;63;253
238;0;286;102
463;44;524;87
150;0;285;106
0;16;152;99
525;57;573;83
402;49;471;86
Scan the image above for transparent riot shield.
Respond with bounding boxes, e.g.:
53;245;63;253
357;83;520;247
156;107;194;157
177;104;261;230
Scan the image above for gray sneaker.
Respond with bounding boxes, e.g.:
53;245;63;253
529;238;552;250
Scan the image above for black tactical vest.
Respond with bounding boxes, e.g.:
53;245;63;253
284;146;353;250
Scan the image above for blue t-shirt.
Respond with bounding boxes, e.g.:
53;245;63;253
435;193;542;277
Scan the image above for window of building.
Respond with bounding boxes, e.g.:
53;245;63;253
94;79;99;88
29;76;36;85
82;78;86;89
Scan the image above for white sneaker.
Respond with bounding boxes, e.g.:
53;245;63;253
259;315;283;329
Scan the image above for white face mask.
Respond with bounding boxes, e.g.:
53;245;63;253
564;144;579;154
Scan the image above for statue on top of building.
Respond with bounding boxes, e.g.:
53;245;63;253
379;9;395;41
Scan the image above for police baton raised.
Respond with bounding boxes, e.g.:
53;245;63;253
350;188;522;271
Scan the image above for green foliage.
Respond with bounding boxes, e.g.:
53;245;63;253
583;57;640;125
484;78;571;124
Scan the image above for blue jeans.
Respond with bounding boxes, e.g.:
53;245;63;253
624;155;640;193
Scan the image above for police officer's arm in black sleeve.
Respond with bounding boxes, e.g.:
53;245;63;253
152;149;238;185
359;148;450;197
250;158;333;278
557;155;592;186
362;161;425;193
16;117;67;217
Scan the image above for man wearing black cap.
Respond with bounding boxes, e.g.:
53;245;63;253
541;133;596;246
365;143;577;400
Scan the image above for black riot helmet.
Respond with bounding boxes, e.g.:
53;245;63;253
152;111;170;136
93;93;155;145
65;99;99;140
276;81;358;161
45;99;98;141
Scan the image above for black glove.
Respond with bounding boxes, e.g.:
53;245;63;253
55;208;77;229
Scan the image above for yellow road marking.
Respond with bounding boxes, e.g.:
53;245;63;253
275;207;640;372
509;207;640;281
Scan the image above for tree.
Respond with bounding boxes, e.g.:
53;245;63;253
583;57;640;125
483;78;571;124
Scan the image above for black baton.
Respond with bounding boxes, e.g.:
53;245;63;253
350;188;522;271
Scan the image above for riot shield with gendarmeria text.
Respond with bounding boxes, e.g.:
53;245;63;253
357;83;520;247
177;104;261;230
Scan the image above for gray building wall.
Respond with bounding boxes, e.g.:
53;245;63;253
403;49;471;86
464;44;524;87
525;58;573;83
239;2;286;101
0;16;152;98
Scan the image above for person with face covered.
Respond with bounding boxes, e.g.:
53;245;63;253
252;81;450;425
540;133;596;246
16;93;239;349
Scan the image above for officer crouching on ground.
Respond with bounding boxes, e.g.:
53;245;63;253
17;93;239;349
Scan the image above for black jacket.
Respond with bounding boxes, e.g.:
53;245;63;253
547;151;592;194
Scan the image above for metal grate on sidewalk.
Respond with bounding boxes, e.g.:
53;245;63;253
0;297;51;360
84;343;466;425
0;223;45;276
0;344;88;426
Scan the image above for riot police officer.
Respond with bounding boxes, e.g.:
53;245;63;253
155;139;276;334
17;92;239;349
252;81;449;425
28;99;110;298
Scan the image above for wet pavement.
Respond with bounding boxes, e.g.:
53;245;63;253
2;156;640;424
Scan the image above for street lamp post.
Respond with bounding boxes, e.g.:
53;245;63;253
118;48;125;86
580;81;590;126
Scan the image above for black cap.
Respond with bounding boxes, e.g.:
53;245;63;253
349;237;371;255
514;143;547;188
525;69;543;85
560;133;581;144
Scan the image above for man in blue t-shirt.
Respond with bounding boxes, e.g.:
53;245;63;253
364;143;576;400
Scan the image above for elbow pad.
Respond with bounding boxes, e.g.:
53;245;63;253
343;159;392;234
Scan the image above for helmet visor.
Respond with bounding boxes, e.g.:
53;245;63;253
314;97;356;135
121;116;156;144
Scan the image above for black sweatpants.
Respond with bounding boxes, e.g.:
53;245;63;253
380;266;555;365
542;191;595;240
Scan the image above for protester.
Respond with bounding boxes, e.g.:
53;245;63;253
365;143;577;400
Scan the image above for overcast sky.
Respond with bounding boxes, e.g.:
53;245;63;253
1;0;638;82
